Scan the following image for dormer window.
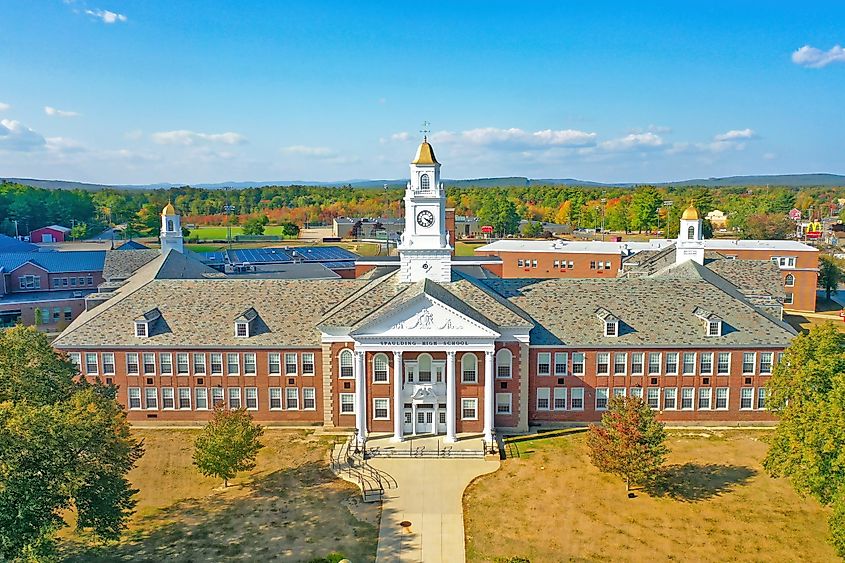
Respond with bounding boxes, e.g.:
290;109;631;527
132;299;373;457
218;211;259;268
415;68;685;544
234;307;259;338
134;308;160;338
707;320;722;337
595;307;620;337
605;320;618;337
135;322;148;338
235;322;249;338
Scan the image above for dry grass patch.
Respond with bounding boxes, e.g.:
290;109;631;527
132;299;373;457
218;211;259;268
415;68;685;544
464;429;835;562
60;429;377;562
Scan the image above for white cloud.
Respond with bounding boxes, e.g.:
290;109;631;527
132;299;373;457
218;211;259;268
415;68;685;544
0;102;10;112
124;129;143;140
706;128;757;153
454;127;597;148
44;106;80;118
281;145;336;158
151;130;246;146
0;119;46;152
792;44;845;68
600;132;665;151
46;136;87;154
713;128;756;142
390;131;411;142
85;8;128;24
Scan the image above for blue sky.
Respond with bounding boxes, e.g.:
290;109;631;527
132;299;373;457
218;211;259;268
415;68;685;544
0;1;843;184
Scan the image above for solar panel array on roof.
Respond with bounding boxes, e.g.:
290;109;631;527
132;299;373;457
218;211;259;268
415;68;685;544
200;246;358;267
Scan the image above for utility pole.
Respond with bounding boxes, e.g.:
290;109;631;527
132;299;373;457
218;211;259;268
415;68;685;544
600;196;607;242
12;220;18;239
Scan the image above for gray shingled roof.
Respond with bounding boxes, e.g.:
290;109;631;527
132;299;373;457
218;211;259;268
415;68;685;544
102;249;161;281
705;258;785;300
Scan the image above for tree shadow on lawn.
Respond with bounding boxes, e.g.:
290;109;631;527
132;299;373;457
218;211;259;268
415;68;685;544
644;463;757;502
61;461;378;562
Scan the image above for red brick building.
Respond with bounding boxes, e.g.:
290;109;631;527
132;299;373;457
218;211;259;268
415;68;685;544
29;224;71;243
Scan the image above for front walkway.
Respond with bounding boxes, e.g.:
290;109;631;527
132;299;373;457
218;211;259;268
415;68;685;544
366;434;500;562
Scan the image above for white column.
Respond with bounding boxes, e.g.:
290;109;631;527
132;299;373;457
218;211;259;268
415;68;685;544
483;350;494;444
392;351;403;442
445;350;457;443
354;350;367;445
412;403;418;436
432;403;438;436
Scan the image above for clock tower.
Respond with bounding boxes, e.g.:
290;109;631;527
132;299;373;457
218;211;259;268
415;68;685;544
397;137;453;283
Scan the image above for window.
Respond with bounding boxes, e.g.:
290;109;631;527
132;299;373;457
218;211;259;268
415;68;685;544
227;353;240;375
784;292;794;305
785;274;795;287
70;277;77;287
648;352;661;374
102;352;115;375
144;388;158;409
461;398;478;420
87;276;93;285
178;387;191;409
760;352;773;374
420;173;430;190
18;275;41;289
373;353;389;383
532;260;538;268
707;319;722;336
286;388;298;409
159;353;172;375
631;352;644;375
228;388;241;409
302;353;315;375
340;393;355;414
517;259;524;267
570;387;584;410
590;260;596;269
698;387;712;410
244;353;256;375
374;398;389;420
235;322;249;337
681;388;694;410
269;353;281;375
553;387;567;410
195;388;208;410
665;352;678;375
64;307;72;321
162;387;175;409
339;350;354;378
700;352;713;375
128;387;141;409
554;352;568;376
596;388;609;410
52;307;60;322
303;387;316;410
461;353;477;383
211;353;223;375
245;387;258;410
614;353;627;375
682;352;696;375
126;353;139;375
269;388;283;410
742;352;756;374
773;256;796;268
717;352;731;375
143;353;155;375
285;353;297;375
687;225;695;239
418;353;433;382
605;321;618;337
193;353;206;374
53;277;61;288
177;353;189;375
596;352;610;375
85;352;98;375
536;387;550;410
740;387;753;409
715;387;728;410
62;277;69;287
613;387;626;398
757;388;767;409
605;261;611;269
211;387;224;407
496;349;512;379
663;388;677;410
647;387;660;409
495;392;513;414
537;352;551;376
135;322;147;338
572;352;585;375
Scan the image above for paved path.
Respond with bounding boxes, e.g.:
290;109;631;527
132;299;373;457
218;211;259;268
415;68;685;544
368;456;499;563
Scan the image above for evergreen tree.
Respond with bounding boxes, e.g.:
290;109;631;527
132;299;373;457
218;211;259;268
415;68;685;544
630;186;661;233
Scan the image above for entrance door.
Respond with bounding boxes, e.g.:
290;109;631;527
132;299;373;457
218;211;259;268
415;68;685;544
42;233;53;243
416;409;433;434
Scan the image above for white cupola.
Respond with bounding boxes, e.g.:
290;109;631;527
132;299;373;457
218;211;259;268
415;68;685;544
676;203;704;265
160;202;184;255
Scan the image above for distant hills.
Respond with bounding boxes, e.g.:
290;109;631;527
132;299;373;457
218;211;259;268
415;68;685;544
3;173;845;191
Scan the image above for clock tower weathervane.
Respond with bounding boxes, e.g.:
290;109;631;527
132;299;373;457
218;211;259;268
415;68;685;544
397;127;453;283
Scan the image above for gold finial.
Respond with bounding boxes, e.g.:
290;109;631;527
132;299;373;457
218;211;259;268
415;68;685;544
420;120;430;142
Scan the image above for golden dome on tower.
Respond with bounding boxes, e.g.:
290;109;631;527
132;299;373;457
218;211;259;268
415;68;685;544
681;204;699;220
162;202;176;216
411;137;439;165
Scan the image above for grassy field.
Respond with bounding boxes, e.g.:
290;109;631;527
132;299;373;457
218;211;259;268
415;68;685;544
60;429;378;562
184;240;382;256
189;225;295;240
464;430;835;562
455;241;487;256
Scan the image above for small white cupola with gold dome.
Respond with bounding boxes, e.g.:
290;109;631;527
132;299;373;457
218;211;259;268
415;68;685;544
676;203;704;265
160;201;184;255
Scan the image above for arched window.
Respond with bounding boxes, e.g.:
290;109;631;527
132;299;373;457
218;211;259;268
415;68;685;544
461;353;477;383
373;353;389;383
167;220;175;232
417;353;432;382
420;174;430;191
687;225;695;240
785;273;795;287
339;349;353;378
496;349;512;379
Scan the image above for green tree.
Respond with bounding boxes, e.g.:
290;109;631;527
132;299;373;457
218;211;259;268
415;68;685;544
478;198;520;236
630;186;661;233
587;395;669;492
0;326;143;560
763;323;845;557
742;213;796;240
242;217;266;236
520;220;544;238
818;255;843;301
279;221;300;238
70;222;88;241
193;406;264;487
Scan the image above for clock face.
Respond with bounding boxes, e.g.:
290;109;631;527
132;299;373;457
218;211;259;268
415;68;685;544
416;210;435;228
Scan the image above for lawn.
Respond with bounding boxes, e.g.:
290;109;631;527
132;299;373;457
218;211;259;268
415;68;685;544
190;225;295;240
184;240;381;256
60;429;378;562
464;430;835;562
455;241;487;256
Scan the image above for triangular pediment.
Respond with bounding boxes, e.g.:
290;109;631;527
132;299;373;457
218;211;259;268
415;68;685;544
351;293;500;339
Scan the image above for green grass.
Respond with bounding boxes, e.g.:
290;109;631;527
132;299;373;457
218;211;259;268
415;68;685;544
189;225;294;240
455;241;486;256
